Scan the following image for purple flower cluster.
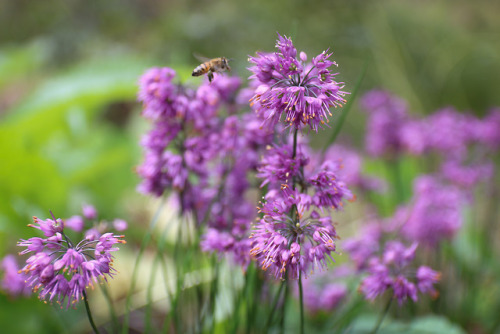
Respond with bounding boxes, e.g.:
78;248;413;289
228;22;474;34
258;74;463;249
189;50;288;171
247;35;355;280
137;67;275;265
396;175;465;248
65;204;128;234
137;68;243;197
343;221;383;271
0;255;31;297
17;214;125;308
360;90;410;157
256;143;309;188
257;142;353;209
248;34;347;131
359;241;440;305
361;90;498;191
250;185;341;280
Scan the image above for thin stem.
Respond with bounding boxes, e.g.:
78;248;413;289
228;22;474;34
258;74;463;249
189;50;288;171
298;272;305;334
292;128;299;191
121;197;166;334
300;65;317;86
279;280;289;334
145;253;161;334
264;280;286;331
83;290;100;334
99;284;119;333
371;295;393;334
49;210;73;248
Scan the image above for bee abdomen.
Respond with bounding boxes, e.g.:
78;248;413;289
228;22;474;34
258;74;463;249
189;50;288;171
192;63;209;76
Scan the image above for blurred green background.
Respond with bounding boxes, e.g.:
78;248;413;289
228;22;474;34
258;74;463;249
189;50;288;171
1;0;499;332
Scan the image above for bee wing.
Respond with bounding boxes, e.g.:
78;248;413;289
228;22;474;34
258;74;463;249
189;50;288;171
193;53;211;63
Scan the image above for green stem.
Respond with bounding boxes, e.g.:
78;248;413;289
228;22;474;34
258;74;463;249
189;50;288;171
145;253;160;334
279;281;289;334
122;197;166;334
99;284;119;333
298;273;304;334
264;280;286;330
371;295;392;334
245;264;262;334
83;290;100;334
388;158;405;204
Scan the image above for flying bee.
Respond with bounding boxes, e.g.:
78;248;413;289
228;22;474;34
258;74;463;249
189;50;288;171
192;56;231;83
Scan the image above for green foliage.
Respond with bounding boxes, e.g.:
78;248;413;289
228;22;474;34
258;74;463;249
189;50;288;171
350;314;467;334
2;1;500;333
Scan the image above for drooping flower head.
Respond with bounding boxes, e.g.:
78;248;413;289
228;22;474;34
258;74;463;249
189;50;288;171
256;143;309;188
359;241;440;305
17;214;126;308
250;185;340;280
248;33;347;131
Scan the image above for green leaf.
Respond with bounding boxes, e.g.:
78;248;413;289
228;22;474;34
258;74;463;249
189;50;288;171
323;58;368;152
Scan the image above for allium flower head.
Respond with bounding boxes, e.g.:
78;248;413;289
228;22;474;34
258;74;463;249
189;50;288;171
18;214;125;308
250;185;339;280
256;143;309;187
248;33;347;131
308;160;354;210
359;241;440;305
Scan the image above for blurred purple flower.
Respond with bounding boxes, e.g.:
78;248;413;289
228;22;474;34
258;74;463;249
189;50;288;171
440;159;494;189
82;204;97;220
360;90;409;157
65;215;85;232
475;108;500;149
399;175;464;248
422;107;475;159
138;67;177;120
343;222;382;271
113;219;128;232
322;145;386;193
416;266;440;298
1;255;31;297
295;269;349;313
359;241;439;305
399;120;427;155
